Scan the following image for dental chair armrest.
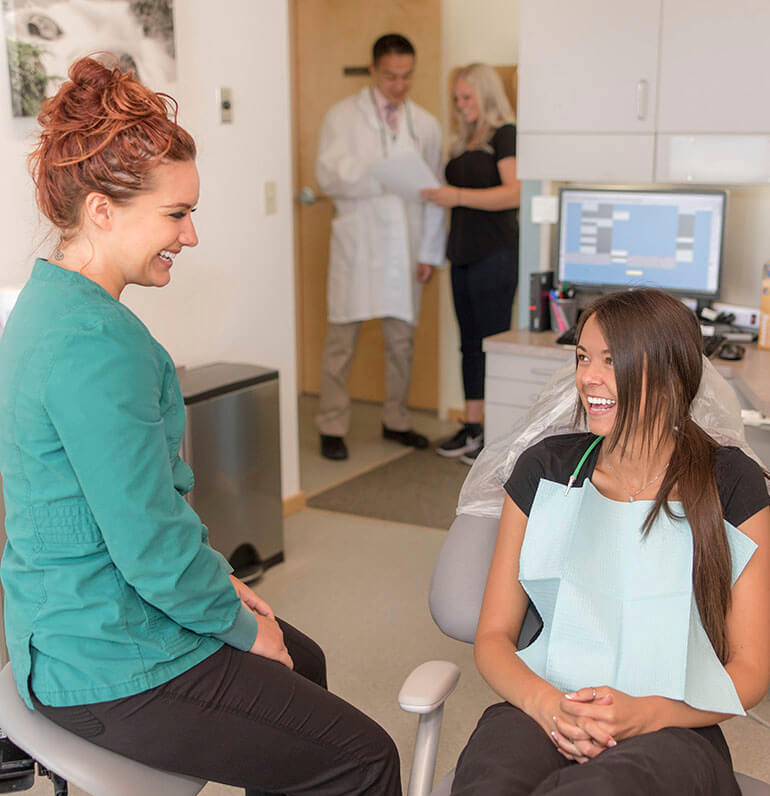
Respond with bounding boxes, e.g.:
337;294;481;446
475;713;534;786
399;660;461;714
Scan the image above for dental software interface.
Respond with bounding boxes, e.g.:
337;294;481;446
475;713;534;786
557;189;726;299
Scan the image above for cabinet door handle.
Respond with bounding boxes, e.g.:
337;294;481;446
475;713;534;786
636;79;648;121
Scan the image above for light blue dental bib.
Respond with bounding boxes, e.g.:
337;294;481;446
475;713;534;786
517;477;756;715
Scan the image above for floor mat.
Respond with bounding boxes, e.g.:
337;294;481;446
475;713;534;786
307;445;469;530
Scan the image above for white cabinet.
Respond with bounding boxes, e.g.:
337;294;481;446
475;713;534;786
518;0;660;134
517;133;656;183
483;334;572;444
657;0;770;134
517;0;660;181
518;0;770;184
653;0;770;184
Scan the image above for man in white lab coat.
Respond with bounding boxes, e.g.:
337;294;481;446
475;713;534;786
316;33;445;460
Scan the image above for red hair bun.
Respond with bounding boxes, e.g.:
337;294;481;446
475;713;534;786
29;55;196;232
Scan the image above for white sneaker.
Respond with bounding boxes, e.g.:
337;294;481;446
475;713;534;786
460;445;483;465
436;426;483;458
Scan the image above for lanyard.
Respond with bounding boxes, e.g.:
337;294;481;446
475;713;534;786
564;435;603;496
369;87;419;157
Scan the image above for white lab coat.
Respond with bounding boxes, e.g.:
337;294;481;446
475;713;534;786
316;87;446;325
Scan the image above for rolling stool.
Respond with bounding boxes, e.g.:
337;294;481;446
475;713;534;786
0;664;206;796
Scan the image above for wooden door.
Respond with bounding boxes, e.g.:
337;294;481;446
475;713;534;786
291;0;441;409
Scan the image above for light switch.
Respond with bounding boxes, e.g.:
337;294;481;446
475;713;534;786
531;195;558;224
218;87;233;124
264;181;277;215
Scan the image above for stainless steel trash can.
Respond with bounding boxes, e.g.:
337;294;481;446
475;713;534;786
179;363;284;582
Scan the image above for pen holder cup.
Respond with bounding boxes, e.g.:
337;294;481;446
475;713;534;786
549;298;578;333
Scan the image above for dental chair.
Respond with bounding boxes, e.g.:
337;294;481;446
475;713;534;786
398;513;770;796
0;664;206;795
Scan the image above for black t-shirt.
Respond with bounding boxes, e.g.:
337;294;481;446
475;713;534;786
505;432;770;528
445;123;518;266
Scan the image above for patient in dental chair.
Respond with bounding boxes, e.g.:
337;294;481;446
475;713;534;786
451;289;769;795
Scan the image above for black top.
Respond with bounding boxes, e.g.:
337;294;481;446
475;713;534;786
505;432;770;528
445;123;518;265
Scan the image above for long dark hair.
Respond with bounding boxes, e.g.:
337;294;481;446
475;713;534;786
574;289;731;662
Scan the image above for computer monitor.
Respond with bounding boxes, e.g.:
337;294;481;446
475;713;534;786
556;188;726;301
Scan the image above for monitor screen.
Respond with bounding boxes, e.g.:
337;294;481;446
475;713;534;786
556;188;726;300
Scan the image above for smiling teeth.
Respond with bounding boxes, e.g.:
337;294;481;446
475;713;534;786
587;396;616;406
159;250;176;262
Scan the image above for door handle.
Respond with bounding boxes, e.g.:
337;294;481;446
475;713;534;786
297;186;331;205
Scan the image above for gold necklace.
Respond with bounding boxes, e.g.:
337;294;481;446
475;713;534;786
605;460;669;502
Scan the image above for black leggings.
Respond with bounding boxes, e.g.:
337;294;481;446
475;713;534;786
451;701;740;796
33;619;401;795
451;246;518;401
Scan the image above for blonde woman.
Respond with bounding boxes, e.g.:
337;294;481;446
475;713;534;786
422;63;521;463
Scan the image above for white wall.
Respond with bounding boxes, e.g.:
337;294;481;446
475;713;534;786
439;0;521;417
721;186;770;307
0;1;300;498
442;0;521;69
0;76;40;285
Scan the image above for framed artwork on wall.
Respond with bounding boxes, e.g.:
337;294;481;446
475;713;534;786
2;0;176;118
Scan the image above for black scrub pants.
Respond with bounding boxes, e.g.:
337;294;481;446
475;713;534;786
33;620;401;795
451;246;518;401
451;702;740;796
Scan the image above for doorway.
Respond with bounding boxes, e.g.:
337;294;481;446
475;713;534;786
290;0;442;411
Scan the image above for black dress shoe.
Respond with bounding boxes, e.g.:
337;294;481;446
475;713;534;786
381;425;429;449
320;434;348;460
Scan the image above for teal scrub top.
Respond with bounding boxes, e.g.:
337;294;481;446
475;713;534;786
0;259;259;708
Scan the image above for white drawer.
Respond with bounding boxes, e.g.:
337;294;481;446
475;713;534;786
486;376;550;408
486;351;571;383
485;402;528;445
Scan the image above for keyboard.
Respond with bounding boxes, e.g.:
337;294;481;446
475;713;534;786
555;326;578;346
556;325;726;359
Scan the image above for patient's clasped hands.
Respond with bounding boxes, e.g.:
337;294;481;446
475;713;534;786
546;686;658;763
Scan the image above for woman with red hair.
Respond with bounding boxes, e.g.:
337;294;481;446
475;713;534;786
0;56;401;795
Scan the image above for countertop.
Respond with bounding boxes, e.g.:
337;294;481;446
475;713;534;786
484;329;770;416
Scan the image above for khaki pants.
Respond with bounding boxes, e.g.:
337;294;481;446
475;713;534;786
316;317;413;437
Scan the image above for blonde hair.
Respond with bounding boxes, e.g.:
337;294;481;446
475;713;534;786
450;63;515;158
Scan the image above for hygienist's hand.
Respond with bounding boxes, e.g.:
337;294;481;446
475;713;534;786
420;185;461;207
416;262;434;283
249;614;293;669
557;686;655;750
229;574;274;618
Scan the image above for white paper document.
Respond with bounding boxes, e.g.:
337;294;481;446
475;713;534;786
368;150;440;201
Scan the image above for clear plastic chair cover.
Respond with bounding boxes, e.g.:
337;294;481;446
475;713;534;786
457;356;769;519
